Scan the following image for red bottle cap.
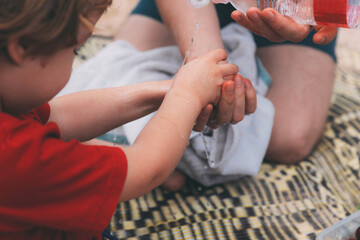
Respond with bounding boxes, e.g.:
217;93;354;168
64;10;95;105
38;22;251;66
313;0;349;27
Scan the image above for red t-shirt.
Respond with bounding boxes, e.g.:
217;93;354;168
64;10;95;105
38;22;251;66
0;104;128;240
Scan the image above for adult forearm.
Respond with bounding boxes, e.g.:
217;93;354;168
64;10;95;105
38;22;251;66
49;81;171;141
156;0;224;61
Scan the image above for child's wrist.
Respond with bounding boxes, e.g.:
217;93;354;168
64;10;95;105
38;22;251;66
185;45;225;64
168;87;203;114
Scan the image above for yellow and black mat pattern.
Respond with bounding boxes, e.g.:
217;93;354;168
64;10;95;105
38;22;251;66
75;37;360;240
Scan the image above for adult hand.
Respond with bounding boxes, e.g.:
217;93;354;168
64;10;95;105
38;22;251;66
193;74;257;131
231;8;337;45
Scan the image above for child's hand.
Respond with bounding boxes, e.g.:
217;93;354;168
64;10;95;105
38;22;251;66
193;75;257;131
173;49;239;110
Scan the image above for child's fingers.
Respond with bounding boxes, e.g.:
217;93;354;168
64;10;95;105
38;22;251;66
207;48;229;63
193;104;213;132
215;80;236;126
206;114;220;129
219;63;239;77
244;78;257;114
232;75;246;123
224;74;236;80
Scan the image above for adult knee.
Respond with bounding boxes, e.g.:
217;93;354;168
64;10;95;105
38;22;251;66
266;124;321;164
115;15;175;51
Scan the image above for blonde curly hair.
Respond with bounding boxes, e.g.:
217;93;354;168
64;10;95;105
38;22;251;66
0;0;112;58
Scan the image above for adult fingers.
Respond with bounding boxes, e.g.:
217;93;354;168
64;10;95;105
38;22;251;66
260;8;311;42
193;104;213;132
232;8;286;42
216;80;236;126
312;26;337;45
231;10;262;35
244;78;257;114
247;8;287;42
232;75;246;123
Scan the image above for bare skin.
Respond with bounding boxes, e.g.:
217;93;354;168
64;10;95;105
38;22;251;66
154;1;337;164
0;4;257;237
1;7;248;201
115;14;255;128
116;16;257;190
258;45;335;163
116;2;336;189
231;8;337;163
231;8;338;45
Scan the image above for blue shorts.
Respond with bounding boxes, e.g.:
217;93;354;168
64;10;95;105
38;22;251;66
131;0;337;62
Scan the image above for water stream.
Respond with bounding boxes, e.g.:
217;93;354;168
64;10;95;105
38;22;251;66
178;22;214;168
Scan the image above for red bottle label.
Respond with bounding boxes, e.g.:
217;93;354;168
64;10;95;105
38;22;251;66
313;0;349;27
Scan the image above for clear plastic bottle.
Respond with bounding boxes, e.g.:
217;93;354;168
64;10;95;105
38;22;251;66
187;0;360;28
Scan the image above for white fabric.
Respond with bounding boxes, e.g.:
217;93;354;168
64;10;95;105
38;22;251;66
59;23;275;186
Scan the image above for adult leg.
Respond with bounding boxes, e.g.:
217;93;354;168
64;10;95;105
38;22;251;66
257;45;336;164
115;15;175;51
115;14;187;191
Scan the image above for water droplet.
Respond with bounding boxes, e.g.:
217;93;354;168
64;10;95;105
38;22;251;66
187;0;210;8
195;23;200;29
113;128;119;146
209;159;216;168
200;133;212;166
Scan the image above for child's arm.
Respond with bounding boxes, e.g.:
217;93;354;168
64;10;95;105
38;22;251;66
156;0;224;62
50;49;238;201
156;1;258;132
119;49;238;201
103;51;238;201
49;80;172;142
